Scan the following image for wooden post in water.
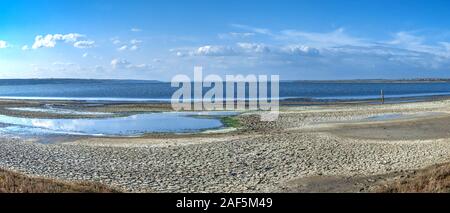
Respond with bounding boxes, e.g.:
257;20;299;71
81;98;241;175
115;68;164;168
381;89;384;104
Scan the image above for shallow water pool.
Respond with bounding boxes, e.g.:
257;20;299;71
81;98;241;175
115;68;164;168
6;107;113;115
365;112;444;121
365;113;405;121
0;111;238;136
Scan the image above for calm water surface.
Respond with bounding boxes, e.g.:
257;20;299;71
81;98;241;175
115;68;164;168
1;79;450;101
0;111;238;136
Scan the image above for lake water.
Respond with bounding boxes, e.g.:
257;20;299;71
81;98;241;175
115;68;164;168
0;111;238;136
1;79;449;137
1;79;450;102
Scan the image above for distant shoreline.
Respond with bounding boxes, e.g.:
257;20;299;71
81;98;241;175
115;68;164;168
1;78;450;83
0;92;449;104
290;79;450;83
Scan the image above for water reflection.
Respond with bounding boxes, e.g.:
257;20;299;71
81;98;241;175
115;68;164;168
0;111;238;136
6;107;112;115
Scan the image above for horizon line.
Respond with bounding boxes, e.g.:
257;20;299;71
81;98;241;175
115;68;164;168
1;77;450;83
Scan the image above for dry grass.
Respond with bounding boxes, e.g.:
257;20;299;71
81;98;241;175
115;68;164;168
377;163;450;193
0;169;120;193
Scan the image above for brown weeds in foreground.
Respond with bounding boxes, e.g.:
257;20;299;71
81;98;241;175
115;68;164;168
0;169;120;193
377;163;450;193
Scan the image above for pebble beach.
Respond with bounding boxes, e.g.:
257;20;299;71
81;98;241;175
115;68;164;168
1;99;450;192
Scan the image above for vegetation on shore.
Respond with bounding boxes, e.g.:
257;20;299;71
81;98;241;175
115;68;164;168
0;169;119;193
220;116;242;128
377;163;450;193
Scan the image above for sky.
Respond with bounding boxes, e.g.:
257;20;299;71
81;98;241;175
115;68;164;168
2;0;450;80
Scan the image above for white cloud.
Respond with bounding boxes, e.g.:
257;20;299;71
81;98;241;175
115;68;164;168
31;33;88;49
129;63;151;70
131;28;142;32
193;45;235;56
22;45;29;50
388;32;423;46
130;45;139;51
117;45;128;51
0;40;8;48
50;62;78;71
115;39;142;51
177;43;320;58
228;24;368;48
231;24;272;35
209;25;450;71
82;53;89;58
59;33;83;43
218;32;255;39
111;37;121;45
237;42;270;53
73;40;95;49
52;61;75;66
129;40;142;51
383;31;448;56
274;28;450;60
275;28;446;58
32;35;57;48
111;58;151;71
111;58;130;69
130;39;142;44
281;45;320;56
279;28;368;48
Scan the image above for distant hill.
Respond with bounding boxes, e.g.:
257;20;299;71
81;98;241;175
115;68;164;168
289;78;450;83
1;78;449;84
0;78;163;85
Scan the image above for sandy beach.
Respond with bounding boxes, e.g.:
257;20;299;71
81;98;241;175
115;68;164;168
0;99;449;192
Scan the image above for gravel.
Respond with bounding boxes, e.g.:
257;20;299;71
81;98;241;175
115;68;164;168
0;100;450;192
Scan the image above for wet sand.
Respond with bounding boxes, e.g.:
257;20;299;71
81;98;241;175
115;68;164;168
329;115;450;140
0;99;172;119
0;99;450;192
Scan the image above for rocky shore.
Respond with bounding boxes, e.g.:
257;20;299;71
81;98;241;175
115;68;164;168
1;99;450;192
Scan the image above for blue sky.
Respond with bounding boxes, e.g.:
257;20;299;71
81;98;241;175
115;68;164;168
2;0;450;80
